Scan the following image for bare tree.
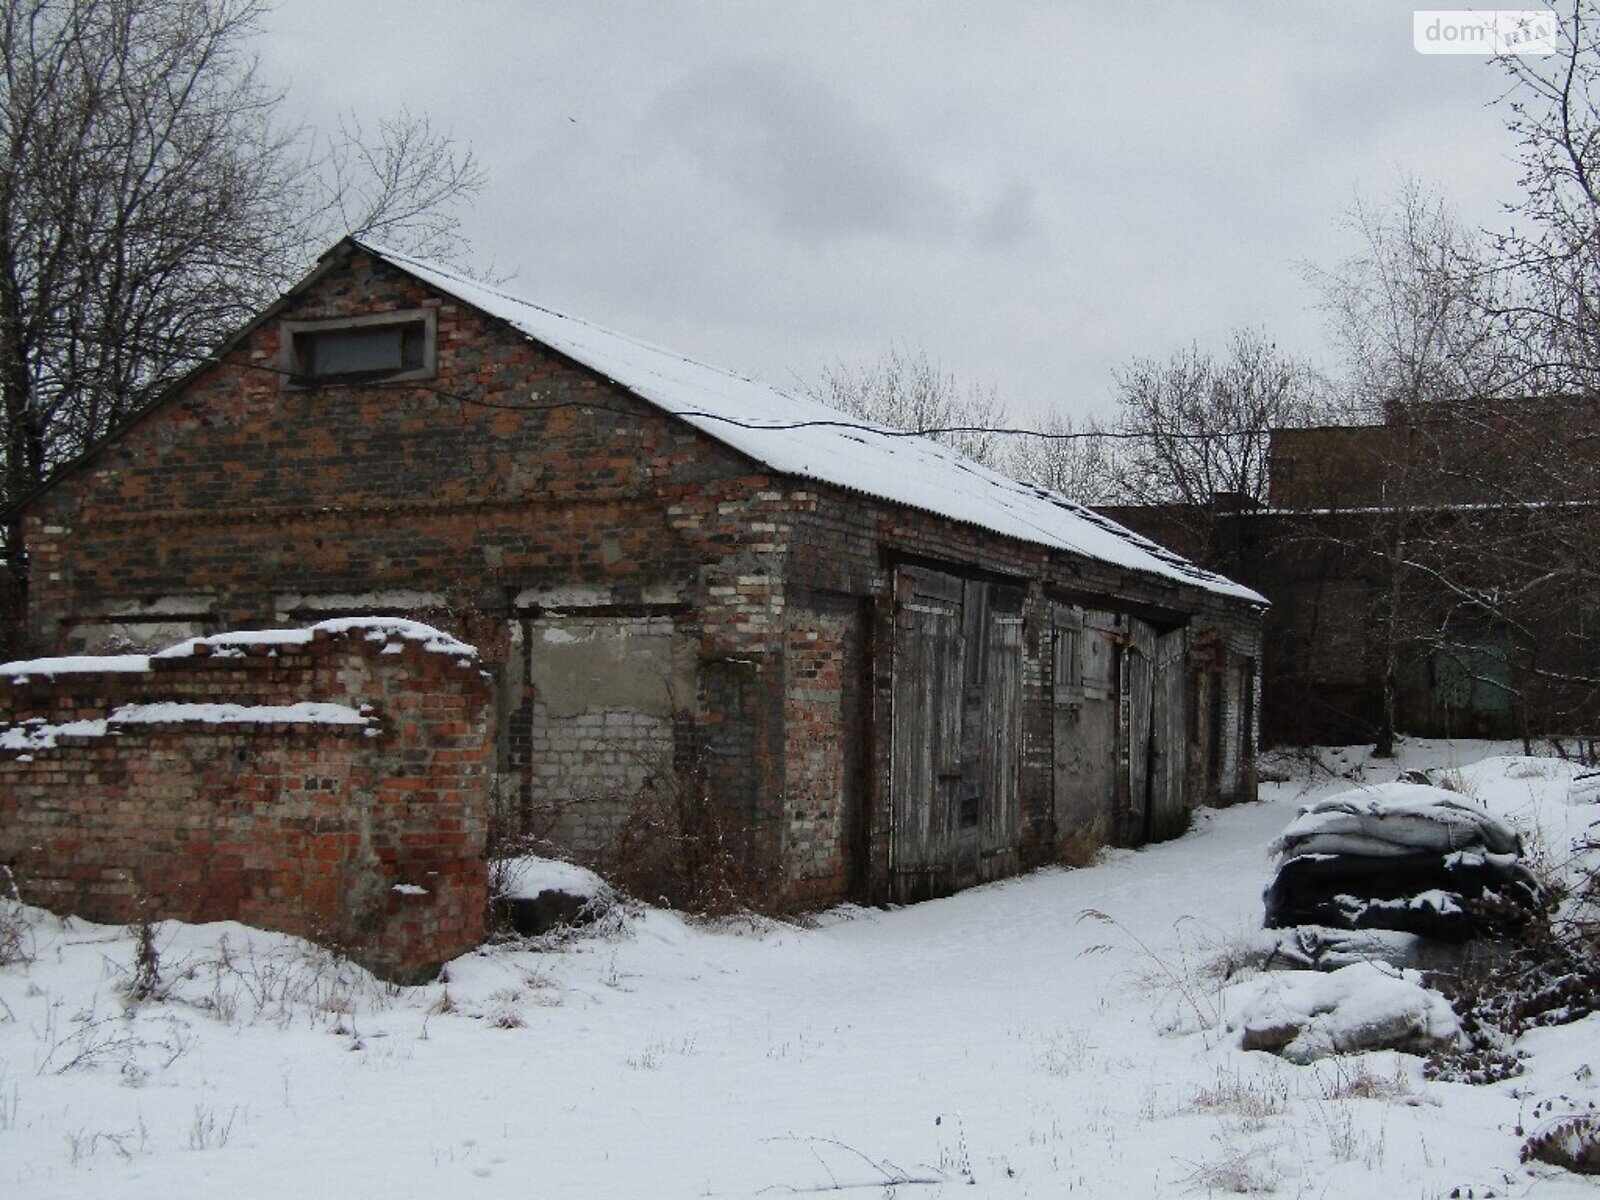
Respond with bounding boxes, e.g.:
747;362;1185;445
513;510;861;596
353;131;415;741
1308;178;1514;419
1302;181;1516;753
1004;409;1117;504
1106;328;1329;508
312;109;484;265
1494;0;1600;391
1290;43;1600;751
808;342;1010;469
0;0;484;541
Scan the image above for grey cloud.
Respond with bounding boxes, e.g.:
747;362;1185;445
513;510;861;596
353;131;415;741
648;57;959;241
977;180;1039;246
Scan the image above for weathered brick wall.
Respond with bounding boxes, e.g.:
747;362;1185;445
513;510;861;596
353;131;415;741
20;246;797;895
778;480;1264;899
780;592;866;902
0;621;492;982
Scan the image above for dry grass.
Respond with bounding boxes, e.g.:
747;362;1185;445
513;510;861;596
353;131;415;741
0;866;32;968
1189;1065;1291;1131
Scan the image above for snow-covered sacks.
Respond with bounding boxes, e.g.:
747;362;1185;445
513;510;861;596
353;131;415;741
1264;782;1542;940
489;856;614;936
1224;961;1462;1063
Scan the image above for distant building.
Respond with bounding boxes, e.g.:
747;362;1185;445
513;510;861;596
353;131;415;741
1104;403;1600;745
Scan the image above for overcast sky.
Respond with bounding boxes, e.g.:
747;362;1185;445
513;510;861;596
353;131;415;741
257;2;1526;421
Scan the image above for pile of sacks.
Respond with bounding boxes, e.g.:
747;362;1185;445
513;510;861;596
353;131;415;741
1264;782;1542;941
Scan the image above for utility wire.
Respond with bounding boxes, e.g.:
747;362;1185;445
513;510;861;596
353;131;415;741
186;351;1315;444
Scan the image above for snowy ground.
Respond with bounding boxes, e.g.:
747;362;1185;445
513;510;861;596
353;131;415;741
2;739;1597;1198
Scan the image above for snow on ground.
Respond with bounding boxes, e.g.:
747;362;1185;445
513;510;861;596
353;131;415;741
2;739;1597;1198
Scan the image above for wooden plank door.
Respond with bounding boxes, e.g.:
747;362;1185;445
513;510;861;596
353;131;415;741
890;567;1025;897
890;566;965;893
1148;627;1188;840
1121;617;1156;844
979;585;1025;868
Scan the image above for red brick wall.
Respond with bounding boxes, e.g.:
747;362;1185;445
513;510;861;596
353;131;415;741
0;622;492;982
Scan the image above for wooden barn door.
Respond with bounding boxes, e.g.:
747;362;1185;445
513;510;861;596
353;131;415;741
1147;627;1188;840
890;566;1023;899
891;567;965;894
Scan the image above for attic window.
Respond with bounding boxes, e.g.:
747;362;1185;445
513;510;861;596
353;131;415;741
281;309;436;387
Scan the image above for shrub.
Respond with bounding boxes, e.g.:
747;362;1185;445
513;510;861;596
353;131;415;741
609;775;763;916
1520;1100;1600;1174
606;726;768;916
0;865;30;968
1427;837;1600;1082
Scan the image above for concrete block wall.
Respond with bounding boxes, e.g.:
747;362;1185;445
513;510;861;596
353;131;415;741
519;612;692;859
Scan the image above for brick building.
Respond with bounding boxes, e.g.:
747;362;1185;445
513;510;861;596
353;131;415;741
1105;404;1600;746
15;240;1265;906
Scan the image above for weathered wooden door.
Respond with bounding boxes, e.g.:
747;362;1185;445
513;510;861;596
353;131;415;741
1051;606;1120;850
1147;627;1188;840
978;583;1024;874
1120;618;1155;844
891;567;964;893
890;566;1023;899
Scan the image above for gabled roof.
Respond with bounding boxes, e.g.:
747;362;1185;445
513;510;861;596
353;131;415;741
363;242;1263;606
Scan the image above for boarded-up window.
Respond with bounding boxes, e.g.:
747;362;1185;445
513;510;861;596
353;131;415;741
1052;604;1083;705
1080;612;1118;701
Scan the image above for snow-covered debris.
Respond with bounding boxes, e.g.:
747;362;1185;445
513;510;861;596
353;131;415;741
1272;783;1523;858
1265;782;1541;940
491;856;614;936
1225;961;1461;1063
496;857;608;902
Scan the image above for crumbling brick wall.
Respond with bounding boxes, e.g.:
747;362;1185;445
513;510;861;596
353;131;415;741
0;620;492;982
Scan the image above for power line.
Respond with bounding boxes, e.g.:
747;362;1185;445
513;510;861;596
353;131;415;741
190;351;1297;444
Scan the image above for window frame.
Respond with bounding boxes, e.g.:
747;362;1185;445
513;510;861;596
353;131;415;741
1052;603;1085;707
280;308;437;389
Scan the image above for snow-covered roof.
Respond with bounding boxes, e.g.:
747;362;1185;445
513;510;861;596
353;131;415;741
361;242;1265;606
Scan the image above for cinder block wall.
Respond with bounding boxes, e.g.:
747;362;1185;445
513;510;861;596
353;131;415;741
0;622;493;982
